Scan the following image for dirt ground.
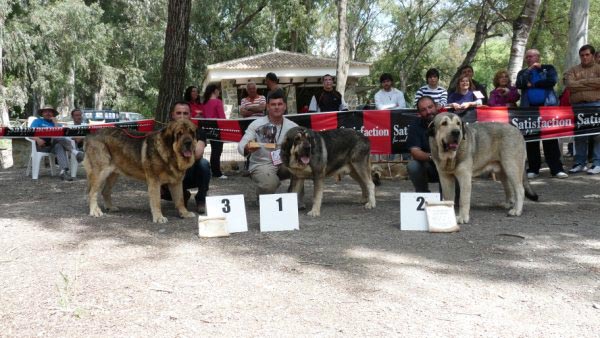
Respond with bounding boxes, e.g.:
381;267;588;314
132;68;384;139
0;160;599;337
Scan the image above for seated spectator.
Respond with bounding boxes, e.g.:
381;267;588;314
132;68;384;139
161;101;211;213
70;108;85;150
413;68;447;107
447;76;482;112
184;86;204;118
448;65;488;104
374;73;407;109
309;74;347;112
240;81;266;118
488;70;520;107
31;105;84;181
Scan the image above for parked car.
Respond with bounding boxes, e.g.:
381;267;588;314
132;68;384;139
119;112;145;121
81;109;120;123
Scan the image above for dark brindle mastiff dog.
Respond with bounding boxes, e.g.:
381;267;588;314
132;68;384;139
84;119;198;223
428;112;538;224
281;127;376;217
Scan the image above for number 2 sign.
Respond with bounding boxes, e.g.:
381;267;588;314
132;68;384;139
399;192;440;231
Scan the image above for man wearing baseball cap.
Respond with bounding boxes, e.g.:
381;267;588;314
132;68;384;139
31;105;84;181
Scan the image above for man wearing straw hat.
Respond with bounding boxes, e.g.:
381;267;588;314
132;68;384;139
30;105;84;181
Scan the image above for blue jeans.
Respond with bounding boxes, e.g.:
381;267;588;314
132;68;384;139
183;158;211;203
573;102;600;167
407;160;439;192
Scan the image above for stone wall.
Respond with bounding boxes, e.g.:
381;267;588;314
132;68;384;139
220;79;238;119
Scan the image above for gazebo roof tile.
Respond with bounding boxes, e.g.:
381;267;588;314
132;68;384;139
207;50;370;70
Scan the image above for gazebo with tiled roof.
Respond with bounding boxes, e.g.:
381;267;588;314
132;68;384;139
202;50;371;115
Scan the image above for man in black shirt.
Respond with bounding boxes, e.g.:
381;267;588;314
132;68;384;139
315;74;346;112
161;101;211;213
406;96;440;192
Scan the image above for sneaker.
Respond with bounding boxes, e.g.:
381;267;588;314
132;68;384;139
60;170;73;181
75;151;84;163
553;171;568;179
527;172;539;179
587;166;600;175
218;175;228;180
568;164;588;173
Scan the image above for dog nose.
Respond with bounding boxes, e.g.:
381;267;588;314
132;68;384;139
451;129;461;138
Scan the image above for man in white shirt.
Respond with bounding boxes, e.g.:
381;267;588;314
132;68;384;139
374;73;407;110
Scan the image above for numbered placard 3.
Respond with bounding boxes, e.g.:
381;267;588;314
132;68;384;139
206;195;248;233
400;192;440;231
259;193;299;232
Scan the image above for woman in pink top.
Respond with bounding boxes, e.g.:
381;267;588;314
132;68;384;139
203;84;227;178
488;70;520;107
185;86;204;118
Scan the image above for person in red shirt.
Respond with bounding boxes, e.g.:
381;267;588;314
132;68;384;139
184;86;204;118
202;84;227;179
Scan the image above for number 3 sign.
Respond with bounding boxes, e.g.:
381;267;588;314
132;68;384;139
206;195;248;233
400;192;440;231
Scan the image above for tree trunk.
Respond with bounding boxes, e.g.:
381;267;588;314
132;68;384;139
154;0;191;123
67;64;75;113
0;17;8;127
335;0;349;97
506;0;542;84
565;0;589;69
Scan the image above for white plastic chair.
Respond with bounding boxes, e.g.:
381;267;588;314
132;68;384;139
25;117;78;179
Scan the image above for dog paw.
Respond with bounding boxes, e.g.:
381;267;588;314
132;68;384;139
180;211;196;218
507;208;522;216
359;197;368;204
89;206;104;217
106;206;120;212
153;215;168;223
307;209;320;217
364;201;375;209
456;215;469;224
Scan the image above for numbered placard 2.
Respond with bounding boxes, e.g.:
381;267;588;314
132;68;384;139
259;193;299;232
400;192;440;231
206;195;248;233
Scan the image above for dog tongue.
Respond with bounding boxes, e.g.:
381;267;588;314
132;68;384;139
183;150;193;157
300;156;310;164
448;143;459;150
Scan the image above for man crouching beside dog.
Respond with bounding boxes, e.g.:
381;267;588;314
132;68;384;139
237;91;298;200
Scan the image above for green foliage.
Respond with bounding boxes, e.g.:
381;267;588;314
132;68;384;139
1;0;598;115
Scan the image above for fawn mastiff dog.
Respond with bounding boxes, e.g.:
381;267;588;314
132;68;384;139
84;119;198;223
428;112;538;224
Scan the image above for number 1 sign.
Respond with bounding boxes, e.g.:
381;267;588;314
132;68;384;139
259;193;299;232
400;192;440;231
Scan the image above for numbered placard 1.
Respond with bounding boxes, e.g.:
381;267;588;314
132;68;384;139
259;193;299;232
400;192;440;231
206;195;248;233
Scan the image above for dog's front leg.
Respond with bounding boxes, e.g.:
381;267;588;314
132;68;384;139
308;178;324;217
454;169;472;224
290;177;306;210
169;182;195;219
148;180;168;223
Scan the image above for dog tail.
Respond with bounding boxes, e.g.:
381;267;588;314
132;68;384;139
523;173;539;201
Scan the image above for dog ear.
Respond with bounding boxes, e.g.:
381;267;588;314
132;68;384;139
162;121;175;146
427;120;436;137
